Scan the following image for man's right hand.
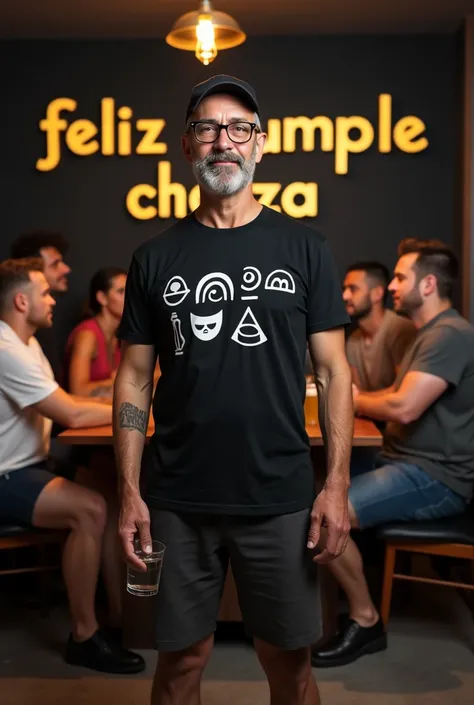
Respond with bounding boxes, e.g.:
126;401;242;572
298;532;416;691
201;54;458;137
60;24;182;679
118;492;152;571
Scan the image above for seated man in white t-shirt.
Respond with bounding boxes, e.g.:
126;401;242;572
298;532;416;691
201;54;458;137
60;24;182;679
0;258;144;674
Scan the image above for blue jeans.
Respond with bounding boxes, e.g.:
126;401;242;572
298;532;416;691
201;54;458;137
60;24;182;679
349;455;467;530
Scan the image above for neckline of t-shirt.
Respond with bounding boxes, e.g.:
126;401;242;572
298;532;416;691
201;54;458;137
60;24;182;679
189;206;271;234
419;307;457;332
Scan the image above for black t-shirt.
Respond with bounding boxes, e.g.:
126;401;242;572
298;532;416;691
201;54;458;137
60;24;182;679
118;206;349;515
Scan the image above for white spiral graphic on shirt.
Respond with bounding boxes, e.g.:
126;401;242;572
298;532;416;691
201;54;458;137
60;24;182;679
195;272;234;304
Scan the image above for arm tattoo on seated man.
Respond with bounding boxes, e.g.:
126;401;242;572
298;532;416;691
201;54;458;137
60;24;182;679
119;402;148;434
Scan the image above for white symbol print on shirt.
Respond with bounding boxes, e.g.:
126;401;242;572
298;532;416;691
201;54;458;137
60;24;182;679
190;311;223;341
163;276;190;306
195;272;234;304
241;266;262;300
171;312;185;355
265;269;296;294
231;307;268;347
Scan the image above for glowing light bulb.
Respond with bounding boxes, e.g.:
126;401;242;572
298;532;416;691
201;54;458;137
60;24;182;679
195;14;217;65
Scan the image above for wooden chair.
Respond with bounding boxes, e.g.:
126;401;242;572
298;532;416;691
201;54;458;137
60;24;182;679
0;523;64;615
377;508;474;626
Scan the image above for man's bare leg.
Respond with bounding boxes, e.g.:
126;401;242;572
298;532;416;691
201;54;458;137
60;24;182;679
76;459;123;627
325;503;378;625
255;640;320;705
32;476;106;641
151;634;214;705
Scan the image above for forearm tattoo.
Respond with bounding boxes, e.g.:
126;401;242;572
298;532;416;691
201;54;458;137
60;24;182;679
119;402;147;435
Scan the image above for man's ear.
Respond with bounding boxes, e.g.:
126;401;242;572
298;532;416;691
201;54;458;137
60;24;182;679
13;290;29;314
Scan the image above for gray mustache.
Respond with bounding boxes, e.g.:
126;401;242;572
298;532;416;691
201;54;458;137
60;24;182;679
205;152;243;166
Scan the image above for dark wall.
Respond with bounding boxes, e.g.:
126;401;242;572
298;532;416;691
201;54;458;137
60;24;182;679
1;36;457;341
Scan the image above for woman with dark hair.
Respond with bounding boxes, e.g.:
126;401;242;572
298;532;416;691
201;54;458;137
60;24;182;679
66;267;127;398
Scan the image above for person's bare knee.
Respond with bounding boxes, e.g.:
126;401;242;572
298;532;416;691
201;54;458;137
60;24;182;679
32;477;107;536
255;640;313;696
155;634;214;687
77;492;107;535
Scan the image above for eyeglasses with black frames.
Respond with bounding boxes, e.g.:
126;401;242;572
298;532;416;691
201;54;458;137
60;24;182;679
188;121;260;144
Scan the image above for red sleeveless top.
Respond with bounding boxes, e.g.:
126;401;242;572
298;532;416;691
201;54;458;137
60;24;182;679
66;318;121;383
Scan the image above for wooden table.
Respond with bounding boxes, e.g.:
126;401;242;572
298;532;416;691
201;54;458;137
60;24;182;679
58;418;382;647
59;417;382;447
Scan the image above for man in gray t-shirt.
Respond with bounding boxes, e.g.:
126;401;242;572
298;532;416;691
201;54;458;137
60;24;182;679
343;262;416;391
313;238;473;670
383;309;474;498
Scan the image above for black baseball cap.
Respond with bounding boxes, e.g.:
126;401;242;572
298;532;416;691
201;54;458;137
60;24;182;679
185;74;260;122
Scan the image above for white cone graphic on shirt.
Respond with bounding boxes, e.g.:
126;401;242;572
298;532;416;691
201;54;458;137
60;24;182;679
231;307;267;347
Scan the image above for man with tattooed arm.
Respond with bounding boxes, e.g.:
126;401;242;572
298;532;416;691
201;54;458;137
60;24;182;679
114;75;352;705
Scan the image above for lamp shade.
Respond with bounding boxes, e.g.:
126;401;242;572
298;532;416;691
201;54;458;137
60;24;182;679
166;2;246;52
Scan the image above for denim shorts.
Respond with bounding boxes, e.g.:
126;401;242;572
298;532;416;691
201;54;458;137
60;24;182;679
349;455;467;529
0;457;76;525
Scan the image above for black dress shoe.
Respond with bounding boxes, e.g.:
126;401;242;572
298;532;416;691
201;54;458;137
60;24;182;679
311;618;387;668
65;629;146;674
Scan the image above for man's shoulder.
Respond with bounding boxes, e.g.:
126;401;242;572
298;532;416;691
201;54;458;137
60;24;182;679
425;311;474;338
0;331;35;377
131;216;195;264
262;207;327;246
0;323;22;354
429;312;474;351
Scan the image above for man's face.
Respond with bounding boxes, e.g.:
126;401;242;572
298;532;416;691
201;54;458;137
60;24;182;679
40;246;71;292
342;270;373;320
26;271;56;329
388;253;423;316
182;94;266;197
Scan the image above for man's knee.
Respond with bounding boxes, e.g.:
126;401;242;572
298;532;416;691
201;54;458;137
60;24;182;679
255;641;312;686
73;490;107;535
155;634;214;684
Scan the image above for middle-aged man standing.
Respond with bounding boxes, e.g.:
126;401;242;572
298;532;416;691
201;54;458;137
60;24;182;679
312;238;474;668
114;75;353;705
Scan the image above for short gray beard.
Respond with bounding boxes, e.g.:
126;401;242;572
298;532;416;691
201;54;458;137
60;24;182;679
192;144;257;197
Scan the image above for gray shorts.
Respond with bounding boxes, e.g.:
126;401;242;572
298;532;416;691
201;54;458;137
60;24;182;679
150;508;322;652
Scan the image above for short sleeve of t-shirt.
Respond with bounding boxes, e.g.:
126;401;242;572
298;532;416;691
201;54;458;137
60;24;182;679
118;255;154;345
307;238;349;335
408;324;469;386
0;341;58;410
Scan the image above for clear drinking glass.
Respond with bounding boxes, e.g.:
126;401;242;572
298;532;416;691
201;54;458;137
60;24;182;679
126;539;165;597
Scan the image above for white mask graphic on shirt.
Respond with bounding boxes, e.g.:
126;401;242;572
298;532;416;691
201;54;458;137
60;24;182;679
190;310;223;341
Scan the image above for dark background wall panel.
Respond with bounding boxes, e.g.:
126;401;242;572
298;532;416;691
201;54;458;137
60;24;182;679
1;35;457;340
